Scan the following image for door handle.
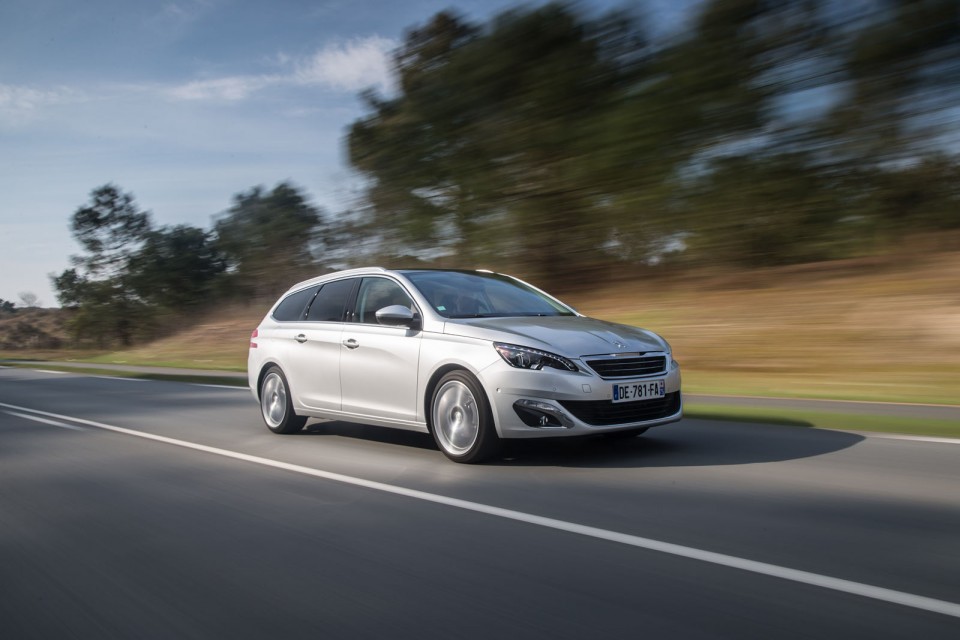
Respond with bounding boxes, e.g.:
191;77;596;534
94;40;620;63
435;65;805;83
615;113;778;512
294;334;307;343
342;338;359;349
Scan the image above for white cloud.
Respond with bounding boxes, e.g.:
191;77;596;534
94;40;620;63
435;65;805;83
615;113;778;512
162;2;192;21
4;36;396;116
0;84;79;123
162;36;396;103
163;36;396;103
148;0;217;30
263;51;293;68
294;36;397;93
165;75;280;101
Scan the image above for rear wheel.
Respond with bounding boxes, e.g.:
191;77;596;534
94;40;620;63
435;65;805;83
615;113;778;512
260;366;306;434
430;370;499;463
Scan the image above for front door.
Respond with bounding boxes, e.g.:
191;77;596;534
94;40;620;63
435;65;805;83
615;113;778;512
338;277;422;424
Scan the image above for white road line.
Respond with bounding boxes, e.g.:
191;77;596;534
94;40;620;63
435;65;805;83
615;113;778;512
89;375;148;382
193;384;248;390
3;410;85;431
863;433;960;445
0;400;958;620
33;369;70;375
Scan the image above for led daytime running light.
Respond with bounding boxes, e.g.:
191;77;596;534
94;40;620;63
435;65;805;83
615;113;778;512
494;343;577;372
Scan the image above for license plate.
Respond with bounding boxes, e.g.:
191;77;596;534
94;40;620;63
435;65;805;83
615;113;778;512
612;379;665;403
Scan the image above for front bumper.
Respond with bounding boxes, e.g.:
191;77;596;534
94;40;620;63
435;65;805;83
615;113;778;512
480;356;683;439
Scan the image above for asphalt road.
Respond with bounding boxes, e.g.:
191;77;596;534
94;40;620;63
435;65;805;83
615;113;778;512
1;367;958;639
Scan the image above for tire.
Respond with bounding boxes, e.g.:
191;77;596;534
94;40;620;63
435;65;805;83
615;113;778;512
260;366;306;434
602;427;649;440
429;370;500;463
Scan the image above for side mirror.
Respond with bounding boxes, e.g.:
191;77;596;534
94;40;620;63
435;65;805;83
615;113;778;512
375;305;421;329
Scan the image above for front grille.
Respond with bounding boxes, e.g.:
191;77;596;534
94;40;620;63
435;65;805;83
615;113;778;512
560;392;680;427
585;355;666;379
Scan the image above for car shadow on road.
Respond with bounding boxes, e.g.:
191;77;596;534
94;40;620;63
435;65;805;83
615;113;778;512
302;420;438;451
498;420;866;468
300;417;866;469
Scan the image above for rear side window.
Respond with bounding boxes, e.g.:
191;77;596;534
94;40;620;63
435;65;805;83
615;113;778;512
307;278;356;322
272;286;319;322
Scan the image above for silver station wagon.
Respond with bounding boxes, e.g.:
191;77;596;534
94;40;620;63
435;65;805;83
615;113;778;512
248;268;682;463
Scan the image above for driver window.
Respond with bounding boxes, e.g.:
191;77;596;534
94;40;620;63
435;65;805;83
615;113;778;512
355;278;414;324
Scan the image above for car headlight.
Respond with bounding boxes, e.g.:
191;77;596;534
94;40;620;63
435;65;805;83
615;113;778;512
494;343;578;372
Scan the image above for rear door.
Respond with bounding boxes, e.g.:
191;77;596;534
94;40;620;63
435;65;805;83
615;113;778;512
283;278;357;412
259;285;320;400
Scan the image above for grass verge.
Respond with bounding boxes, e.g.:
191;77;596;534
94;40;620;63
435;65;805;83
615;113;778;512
80;354;247;371
2;363;247;388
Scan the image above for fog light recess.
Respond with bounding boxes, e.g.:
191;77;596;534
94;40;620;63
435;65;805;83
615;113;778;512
513;400;574;429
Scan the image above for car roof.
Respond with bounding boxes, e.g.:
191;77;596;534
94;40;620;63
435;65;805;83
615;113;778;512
283;267;503;295
282;267;388;293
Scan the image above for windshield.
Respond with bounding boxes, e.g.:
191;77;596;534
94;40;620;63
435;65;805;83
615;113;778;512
402;271;576;319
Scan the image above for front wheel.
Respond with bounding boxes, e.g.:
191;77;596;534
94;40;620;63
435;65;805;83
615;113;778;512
430;370;499;463
260;366;306;434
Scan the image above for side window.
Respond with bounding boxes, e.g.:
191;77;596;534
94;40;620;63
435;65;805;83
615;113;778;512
306;278;356;322
272;286;320;322
354;278;414;324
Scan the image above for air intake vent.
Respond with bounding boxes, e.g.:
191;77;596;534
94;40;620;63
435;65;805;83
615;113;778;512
560;393;680;426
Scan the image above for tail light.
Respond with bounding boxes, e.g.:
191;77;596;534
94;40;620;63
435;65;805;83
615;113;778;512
250;329;258;349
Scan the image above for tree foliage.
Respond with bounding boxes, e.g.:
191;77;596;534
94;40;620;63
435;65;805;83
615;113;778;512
127;225;225;310
349;6;640;283
50;181;325;347
70;185;153;277
52;185;226;346
347;0;960;286
214;182;323;299
52;186;154;345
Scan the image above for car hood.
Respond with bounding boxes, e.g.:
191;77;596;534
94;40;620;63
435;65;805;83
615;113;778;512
442;315;668;358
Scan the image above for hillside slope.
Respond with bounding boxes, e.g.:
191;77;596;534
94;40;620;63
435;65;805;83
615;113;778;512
0;308;68;350
575;251;959;404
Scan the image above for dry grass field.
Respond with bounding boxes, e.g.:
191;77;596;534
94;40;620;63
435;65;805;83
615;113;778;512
3;249;957;405
575;251;959;404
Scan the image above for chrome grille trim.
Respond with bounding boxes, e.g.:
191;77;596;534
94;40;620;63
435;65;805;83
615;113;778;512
584;354;667;379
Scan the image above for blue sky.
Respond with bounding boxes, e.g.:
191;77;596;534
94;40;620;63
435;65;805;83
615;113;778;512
0;0;698;306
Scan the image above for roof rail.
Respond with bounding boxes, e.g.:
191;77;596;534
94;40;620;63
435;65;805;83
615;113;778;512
283;266;390;292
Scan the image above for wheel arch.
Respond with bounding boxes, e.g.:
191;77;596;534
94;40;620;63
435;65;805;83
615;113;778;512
423;363;500;437
255;360;285;401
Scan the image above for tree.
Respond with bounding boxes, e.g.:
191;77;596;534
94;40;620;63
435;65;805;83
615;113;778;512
590;0;782;267
18;291;39;308
825;0;960;163
127;225;225;310
350;6;648;285
51;186;164;346
51;275;151;348
70;184;152;277
348;0;960;278
214;182;323;299
347;2;815;284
